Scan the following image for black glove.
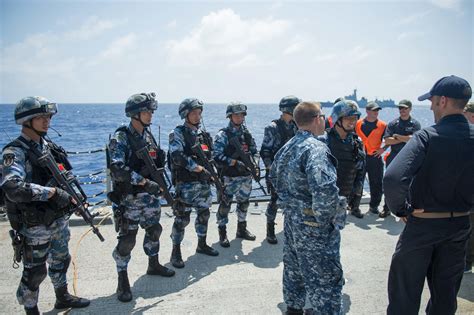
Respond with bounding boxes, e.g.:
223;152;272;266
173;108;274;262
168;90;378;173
50;188;72;209
144;180;162;196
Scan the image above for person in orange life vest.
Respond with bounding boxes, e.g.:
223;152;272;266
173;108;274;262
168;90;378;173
381;99;421;218
355;101;387;214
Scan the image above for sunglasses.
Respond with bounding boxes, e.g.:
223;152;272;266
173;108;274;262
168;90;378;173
313;113;325;120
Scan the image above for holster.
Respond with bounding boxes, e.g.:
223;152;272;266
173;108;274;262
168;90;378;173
172;200;187;217
9;229;24;264
113;205;125;233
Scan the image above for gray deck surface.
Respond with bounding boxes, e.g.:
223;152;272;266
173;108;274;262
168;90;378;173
1;202;473;314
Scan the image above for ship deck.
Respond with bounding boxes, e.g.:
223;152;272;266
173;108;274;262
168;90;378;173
0;201;473;314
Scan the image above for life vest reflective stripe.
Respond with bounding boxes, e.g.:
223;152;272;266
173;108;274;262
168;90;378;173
355;119;386;156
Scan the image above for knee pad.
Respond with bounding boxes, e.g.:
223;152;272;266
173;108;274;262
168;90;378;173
48;255;71;274
146;224;163;242
238;201;250;212
197;209;210;224
175;211;191;227
117;230;138;256
21;264;47;291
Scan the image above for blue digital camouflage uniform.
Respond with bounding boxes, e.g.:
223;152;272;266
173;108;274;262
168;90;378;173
271;130;346;314
1;134;71;309
213;122;258;227
260;118;298;223
169;125;212;245
108;124;163;272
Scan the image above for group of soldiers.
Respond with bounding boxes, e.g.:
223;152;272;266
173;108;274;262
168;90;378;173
1;79;472;314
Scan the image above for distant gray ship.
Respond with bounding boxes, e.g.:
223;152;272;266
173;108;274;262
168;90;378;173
320;89;396;108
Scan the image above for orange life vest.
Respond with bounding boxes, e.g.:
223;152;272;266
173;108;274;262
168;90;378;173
355;119;387;156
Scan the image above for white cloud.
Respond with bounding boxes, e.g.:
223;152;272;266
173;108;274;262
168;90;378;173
165;9;290;66
167;19;177;29
283;41;304;55
65;16;126;40
314;53;337;63
396;10;431;25
397;31;424;40
100;33;137;59
430;0;462;10
348;45;375;62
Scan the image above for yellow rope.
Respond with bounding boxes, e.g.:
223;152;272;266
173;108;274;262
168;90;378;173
71;209;112;295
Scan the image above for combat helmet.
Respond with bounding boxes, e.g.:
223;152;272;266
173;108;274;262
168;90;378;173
125;92;158;117
279;95;301;115
330;99;361;124
14;96;58;125
226;102;247;118
178;98;204;119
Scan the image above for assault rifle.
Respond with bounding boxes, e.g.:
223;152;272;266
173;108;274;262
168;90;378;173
228;137;267;195
35;147;105;242
191;143;230;205
135;145;176;207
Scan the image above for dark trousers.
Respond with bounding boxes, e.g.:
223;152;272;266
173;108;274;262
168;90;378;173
364;155;383;208
467;213;474;265
387;215;471;315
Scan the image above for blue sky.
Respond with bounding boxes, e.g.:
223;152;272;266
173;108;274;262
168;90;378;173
0;0;472;104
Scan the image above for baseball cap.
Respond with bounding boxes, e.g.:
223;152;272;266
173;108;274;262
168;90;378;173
398;99;412;108
366;101;381;111
418;75;472;101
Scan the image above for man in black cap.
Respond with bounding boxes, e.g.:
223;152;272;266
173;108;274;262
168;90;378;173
384;75;473;315
355;101;387;215
381;99;421;218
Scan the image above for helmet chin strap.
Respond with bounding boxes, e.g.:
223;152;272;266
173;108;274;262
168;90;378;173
132;115;151;128
336;120;353;133
24;122;47;137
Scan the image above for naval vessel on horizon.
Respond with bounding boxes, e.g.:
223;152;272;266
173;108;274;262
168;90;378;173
320;89;397;108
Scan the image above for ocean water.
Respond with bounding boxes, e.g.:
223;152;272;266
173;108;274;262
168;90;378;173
0;103;435;206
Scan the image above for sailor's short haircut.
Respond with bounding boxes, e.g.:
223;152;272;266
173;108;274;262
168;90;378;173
294;101;321;127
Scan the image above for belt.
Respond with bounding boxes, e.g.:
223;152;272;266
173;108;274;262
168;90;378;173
412;212;469;219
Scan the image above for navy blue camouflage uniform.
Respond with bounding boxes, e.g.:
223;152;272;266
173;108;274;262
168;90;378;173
2;134;73;309
213;122;258;227
108;123;165;272
271;130;346;313
168;124;213;245
260;118;297;223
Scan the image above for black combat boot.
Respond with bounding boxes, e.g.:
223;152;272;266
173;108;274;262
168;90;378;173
379;205;391;218
170;244;185;268
350;208;364;219
116;270;132;302
196;236;219;256
54;285;90;309
236;221;256;241
147;255;175;277
266;222;278;244
24;306;39;315
218;226;230;248
285;306;304;315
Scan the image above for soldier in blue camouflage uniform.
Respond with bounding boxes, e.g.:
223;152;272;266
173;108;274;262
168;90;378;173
108;93;175;303
271;101;346;315
260;96;300;244
323;100;366;219
1;97;90;315
168;98;219;269
213;102;258;247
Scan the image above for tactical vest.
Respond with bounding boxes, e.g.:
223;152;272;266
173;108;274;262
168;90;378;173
221;127;253;177
172;125;213;183
273;119;296;153
3;136;71;228
327;129;362;197
409;118;474;212
111;126;165;195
